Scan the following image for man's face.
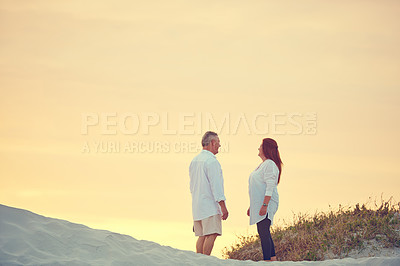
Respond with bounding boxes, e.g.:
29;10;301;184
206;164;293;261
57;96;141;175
211;137;221;155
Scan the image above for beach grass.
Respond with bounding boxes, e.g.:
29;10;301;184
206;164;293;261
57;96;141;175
223;198;400;261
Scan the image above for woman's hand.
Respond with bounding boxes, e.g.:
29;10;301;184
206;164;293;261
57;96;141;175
247;207;250;217
259;205;267;216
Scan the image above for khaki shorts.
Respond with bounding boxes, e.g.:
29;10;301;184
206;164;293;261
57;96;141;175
193;214;222;236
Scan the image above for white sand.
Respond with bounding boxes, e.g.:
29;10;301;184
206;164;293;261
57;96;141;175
0;204;399;266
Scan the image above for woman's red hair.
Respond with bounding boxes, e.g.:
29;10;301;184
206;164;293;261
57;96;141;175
262;138;283;184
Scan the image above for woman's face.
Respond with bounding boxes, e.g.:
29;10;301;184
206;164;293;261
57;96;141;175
258;143;264;158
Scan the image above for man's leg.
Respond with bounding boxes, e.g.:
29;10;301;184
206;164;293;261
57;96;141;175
196;236;206;254
203;233;218;255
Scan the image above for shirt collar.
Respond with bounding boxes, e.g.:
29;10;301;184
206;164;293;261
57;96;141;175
201;149;216;158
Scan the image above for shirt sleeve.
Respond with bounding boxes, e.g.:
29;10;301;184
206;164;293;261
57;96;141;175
206;160;226;202
263;161;278;196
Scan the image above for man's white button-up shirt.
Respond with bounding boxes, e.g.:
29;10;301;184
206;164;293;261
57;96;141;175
189;150;226;221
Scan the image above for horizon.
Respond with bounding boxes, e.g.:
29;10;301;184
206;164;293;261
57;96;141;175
1;0;400;258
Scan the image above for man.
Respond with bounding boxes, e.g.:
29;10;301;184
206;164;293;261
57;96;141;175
189;131;229;255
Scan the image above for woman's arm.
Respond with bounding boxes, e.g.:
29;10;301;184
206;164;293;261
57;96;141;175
260;161;278;216
259;195;271;216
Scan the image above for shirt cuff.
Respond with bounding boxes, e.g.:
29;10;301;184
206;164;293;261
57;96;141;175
216;196;226;202
265;190;273;197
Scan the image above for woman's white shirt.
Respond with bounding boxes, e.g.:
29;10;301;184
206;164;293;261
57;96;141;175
248;159;279;225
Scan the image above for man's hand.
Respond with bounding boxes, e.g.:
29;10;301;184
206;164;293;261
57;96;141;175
259;205;267;216
219;200;229;220
221;206;229;220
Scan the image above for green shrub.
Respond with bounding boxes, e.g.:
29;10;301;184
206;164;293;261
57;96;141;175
223;198;400;261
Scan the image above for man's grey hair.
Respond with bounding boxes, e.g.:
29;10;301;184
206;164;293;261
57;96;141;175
201;131;218;147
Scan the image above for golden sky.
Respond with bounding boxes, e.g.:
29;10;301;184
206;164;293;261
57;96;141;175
1;0;400;257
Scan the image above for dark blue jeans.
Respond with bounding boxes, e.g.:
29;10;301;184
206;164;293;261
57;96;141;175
256;214;276;260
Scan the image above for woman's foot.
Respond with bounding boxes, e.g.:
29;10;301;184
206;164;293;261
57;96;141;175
264;256;277;261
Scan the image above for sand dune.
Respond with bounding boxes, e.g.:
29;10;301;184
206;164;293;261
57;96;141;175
0;204;399;265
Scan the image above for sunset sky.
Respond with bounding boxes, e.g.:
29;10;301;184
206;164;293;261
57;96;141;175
1;1;399;257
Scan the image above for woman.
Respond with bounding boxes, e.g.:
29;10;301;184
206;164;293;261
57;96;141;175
247;138;282;261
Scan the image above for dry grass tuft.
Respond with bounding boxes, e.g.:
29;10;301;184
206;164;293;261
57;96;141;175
223;197;400;261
